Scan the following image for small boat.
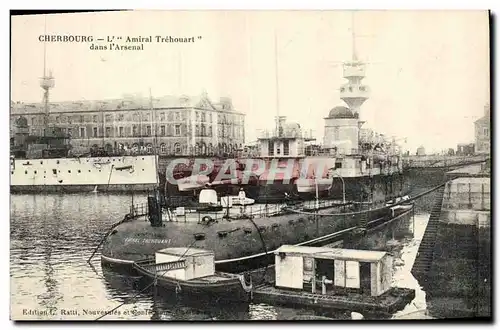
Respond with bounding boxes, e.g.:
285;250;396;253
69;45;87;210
132;247;253;302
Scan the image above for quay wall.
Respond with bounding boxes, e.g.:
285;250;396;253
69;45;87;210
424;176;491;318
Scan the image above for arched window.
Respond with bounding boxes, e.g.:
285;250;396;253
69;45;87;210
146;143;153;154
174;143;181;155
160;143;166;154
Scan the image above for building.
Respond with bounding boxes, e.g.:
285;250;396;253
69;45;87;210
456;143;475;156
416;146;426;156
474;103;490;155
10;92;245;156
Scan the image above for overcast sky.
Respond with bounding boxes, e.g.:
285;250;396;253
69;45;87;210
11;10;490;153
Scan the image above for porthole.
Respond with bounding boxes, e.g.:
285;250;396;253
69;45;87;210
78;170;81;173
68;170;71;173
24;171;27;174
34;170;37;174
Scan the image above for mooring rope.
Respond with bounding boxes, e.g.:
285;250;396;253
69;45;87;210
245;217;270;287
87;213;133;263
95;239;199;321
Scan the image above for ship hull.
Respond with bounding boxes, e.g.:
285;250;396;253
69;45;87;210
101;202;413;273
254;171;409;204
10;155;158;193
10;183;157;193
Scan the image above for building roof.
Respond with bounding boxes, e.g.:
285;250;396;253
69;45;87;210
10;93;240;115
474;115;490;125
156;247;214;257
275;245;388;263
327;106;359;119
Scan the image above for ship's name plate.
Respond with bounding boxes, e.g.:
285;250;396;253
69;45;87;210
124;238;172;244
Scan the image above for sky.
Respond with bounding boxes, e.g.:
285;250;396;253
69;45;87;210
11;10;490;153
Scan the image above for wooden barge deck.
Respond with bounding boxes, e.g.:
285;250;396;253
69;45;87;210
251;285;415;316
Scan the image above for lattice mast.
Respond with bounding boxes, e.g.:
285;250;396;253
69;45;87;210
39;17;55;135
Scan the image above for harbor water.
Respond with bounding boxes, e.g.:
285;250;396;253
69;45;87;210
11;193;434;320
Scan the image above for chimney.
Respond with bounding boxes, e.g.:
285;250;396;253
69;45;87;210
484;103;490;117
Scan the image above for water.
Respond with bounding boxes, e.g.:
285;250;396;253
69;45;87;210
10;193;431;320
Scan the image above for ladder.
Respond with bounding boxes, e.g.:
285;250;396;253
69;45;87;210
411;185;446;280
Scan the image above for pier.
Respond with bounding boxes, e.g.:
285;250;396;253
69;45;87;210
411;162;491;318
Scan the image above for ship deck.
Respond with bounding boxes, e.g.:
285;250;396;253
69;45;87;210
251;285;415;315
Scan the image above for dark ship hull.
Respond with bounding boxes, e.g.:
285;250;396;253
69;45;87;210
101;200;414;273
164;170;410;206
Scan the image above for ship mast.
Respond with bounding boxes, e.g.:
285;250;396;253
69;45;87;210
274;29;281;135
40;16;55;136
149;88;160;187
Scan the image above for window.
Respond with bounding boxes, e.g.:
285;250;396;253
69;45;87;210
80;127;85;138
201;112;206;122
167;112;173;121
160;125;165;136
93;115;98;123
146;144;153;153
195;125;200;136
283;140;290;156
196;111;199;121
119;127;124;137
105;127;111;137
334;127;340;140
175;125;180;136
483;128;489;138
277;147;281;155
349;86;353;92
105;114;112;122
175;112;180;121
174;143;181;154
93;127;98;137
160;143;166;153
146;126;151;136
160;112;165;121
132;126;138;136
201;124;206;136
268;141;274;156
67;128;72;136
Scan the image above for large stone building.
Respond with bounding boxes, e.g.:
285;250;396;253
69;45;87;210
474;103;490;155
10;92;245;156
